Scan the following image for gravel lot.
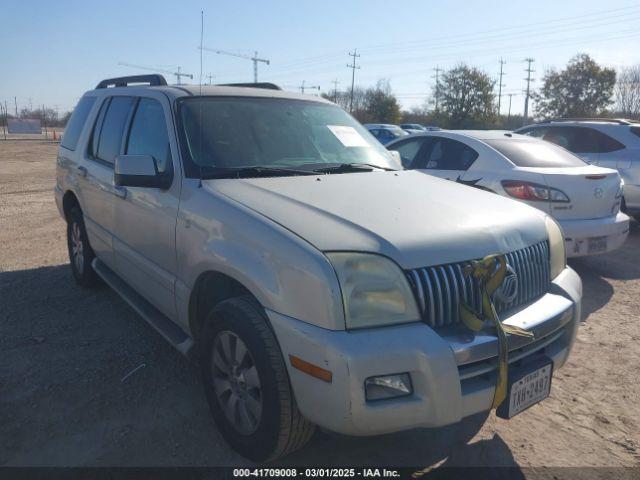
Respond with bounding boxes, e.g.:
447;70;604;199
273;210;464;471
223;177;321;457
1;140;639;469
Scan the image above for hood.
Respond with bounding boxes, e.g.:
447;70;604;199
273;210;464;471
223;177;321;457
205;171;548;269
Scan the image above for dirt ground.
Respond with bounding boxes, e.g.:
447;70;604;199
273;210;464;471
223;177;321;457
1;140;639;470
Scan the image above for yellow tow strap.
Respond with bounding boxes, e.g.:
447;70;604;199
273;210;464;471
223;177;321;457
459;254;535;409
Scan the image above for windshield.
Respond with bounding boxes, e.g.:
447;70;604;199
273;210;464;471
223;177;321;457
177;97;397;174
485;138;589;168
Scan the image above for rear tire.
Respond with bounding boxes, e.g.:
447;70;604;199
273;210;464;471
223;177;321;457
66;207;99;287
200;296;315;461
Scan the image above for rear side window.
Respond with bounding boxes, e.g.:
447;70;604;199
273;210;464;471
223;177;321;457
518;127;547;138
95;96;135;165
631;126;640;138
414;138;478;170
542;126;624;153
486;138;587;168
126;98;171;173
60;97;96;151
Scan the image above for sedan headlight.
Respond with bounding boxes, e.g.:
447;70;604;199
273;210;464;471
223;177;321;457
546;216;566;279
326;253;420;329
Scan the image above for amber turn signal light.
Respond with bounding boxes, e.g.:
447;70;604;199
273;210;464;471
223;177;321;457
289;355;332;383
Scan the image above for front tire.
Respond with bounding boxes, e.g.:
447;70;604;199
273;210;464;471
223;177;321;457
66;207;99;287
200;296;315;461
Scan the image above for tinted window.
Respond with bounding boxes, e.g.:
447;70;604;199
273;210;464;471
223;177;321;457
519;127;547;138
96;97;134;164
60;96;96;150
389;138;425;168
415;138;478;170
126;99;171;173
89;98;110;159
542;126;624;153
486;138;588;167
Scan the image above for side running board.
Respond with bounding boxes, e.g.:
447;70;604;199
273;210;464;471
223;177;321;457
92;258;193;356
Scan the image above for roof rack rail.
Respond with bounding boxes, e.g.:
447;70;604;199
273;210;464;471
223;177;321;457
96;74;167;89
547;117;633;125
216;82;281;90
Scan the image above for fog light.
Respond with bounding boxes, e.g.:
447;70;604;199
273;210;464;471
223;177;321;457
365;373;412;401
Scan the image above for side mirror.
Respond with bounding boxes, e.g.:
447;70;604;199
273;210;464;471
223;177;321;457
114;154;172;189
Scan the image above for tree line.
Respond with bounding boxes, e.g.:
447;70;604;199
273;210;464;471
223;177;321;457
327;54;640;129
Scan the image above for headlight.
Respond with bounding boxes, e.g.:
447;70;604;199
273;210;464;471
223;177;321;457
545;216;566;279
326;253;420;329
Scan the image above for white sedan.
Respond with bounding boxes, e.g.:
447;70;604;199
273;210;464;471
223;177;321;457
386;130;630;257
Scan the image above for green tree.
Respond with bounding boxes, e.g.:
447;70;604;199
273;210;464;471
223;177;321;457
437;64;496;128
533;54;616;118
364;79;401;124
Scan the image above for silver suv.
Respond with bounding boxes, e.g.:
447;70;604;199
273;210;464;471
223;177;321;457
56;75;582;461
516;119;640;221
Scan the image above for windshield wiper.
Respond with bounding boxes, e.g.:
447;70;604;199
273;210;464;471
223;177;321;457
312;163;397;173
200;166;317;179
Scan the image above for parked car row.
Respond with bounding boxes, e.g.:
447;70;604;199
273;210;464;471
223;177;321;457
364;122;441;144
57;77;582;462
515;118;640;222
386;130;630;257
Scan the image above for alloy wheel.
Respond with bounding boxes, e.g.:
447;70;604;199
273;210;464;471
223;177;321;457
211;331;263;435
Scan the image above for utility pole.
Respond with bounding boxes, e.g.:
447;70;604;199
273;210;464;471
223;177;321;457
332;79;339;103
347;49;360;113
497;58;506;114
206;74;215;85
523;58;535;124
507;93;514;120
14;97;18;116
299;80;320;94
1;102;6;140
432;66;443;112
42;104;48;139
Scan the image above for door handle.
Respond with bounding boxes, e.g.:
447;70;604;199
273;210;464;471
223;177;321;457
114;186;127;199
76;165;88;178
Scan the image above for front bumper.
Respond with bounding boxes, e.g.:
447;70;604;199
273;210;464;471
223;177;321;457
559;211;630;258
268;267;581;436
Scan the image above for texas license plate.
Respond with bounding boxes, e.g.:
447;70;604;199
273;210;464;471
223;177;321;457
587;236;607;254
496;358;553;419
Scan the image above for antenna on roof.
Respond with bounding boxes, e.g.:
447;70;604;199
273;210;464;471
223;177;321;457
199;10;204;95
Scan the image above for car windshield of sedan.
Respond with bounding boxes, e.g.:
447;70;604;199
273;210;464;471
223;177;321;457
178;97;397;175
486;138;589;168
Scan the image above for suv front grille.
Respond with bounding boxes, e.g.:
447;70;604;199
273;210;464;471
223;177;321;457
406;241;551;329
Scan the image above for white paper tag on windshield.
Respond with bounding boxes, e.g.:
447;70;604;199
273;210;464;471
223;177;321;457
327;125;370;147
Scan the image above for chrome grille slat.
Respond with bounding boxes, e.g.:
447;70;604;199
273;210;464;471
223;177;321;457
438;267;453;326
447;265;460;326
407;241;551;329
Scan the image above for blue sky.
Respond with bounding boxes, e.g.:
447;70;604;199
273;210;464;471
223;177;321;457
1;0;640;115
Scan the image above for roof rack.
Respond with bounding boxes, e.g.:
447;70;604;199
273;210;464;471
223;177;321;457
96;74;167;89
216;82;281;90
546;117;634;125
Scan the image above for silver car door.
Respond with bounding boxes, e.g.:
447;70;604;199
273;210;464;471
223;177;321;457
111;94;180;320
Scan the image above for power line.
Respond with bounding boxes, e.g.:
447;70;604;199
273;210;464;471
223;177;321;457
347;49;361;113
497;58;506;114
523;58;535;124
253;6;640;78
